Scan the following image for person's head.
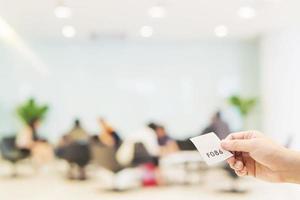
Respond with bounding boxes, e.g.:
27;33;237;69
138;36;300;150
147;122;158;131
212;111;221;122
90;135;100;143
156;125;167;138
74;118;81;128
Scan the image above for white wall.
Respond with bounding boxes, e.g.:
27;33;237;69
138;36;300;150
261;29;300;148
0;39;259;142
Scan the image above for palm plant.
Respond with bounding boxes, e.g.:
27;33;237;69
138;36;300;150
228;95;257;129
17;98;49;139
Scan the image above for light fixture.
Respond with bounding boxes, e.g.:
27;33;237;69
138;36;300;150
238;6;256;19
62;25;76;38
148;5;166;18
140;26;153;38
264;0;281;2
214;25;228;38
54;5;72;18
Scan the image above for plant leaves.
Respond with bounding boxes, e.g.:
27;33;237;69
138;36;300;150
17;98;49;125
228;95;257;117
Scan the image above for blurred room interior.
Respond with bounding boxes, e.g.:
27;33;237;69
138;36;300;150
1;0;300;199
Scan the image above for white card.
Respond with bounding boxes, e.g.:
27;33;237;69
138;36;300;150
190;132;233;165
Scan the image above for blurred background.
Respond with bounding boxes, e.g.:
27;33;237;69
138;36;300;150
1;0;300;199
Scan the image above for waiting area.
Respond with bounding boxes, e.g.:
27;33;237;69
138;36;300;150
1;0;300;199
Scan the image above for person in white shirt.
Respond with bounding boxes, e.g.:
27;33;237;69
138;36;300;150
117;123;160;166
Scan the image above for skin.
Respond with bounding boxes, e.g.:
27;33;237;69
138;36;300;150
221;131;300;184
98;118;115;147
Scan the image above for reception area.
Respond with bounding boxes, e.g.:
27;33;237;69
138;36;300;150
1;0;300;199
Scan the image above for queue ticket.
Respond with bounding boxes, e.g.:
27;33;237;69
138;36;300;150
190;132;233;165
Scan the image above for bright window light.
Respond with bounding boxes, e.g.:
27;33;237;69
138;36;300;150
238;6;256;19
54;5;72;18
214;25;228;38
148;5;166;18
0;17;14;39
62;25;76;38
0;16;50;76
140;26;153;38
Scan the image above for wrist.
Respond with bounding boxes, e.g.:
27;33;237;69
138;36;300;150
278;148;300;183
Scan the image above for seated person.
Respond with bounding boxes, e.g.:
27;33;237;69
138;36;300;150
16;124;34;154
16;118;53;167
98;118;122;149
201;111;230;139
154;125;179;156
201;111;238;186
117;122;162;185
56;118;90;180
66;118;89;143
31;139;54;168
117;122;160;167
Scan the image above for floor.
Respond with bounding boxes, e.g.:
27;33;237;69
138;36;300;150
0;160;300;200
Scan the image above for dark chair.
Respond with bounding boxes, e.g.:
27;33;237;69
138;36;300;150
176;139;197;151
0;136;30;176
91;142;154;191
56;142;91;167
91;142;154;171
56;142;91;180
90;143;123;173
131;142;155;167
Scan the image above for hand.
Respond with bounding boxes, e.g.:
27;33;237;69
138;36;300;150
221;131;294;183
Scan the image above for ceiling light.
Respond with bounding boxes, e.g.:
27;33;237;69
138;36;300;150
238;6;256;19
264;0;281;2
214;25;228;38
148;5;166;18
54;5;72;18
62;25;76;38
140;26;153;38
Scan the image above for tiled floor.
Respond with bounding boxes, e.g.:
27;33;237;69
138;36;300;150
0;161;300;200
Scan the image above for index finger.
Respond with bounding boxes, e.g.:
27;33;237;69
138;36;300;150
224;131;258;140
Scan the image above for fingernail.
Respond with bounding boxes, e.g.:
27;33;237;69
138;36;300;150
234;161;243;169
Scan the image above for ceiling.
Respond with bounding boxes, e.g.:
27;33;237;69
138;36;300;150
0;0;300;40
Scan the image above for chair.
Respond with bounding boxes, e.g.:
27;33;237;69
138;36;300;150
55;142;91;180
91;142;154;191
90;142;123;173
91;141;155;171
131;142;155;167
56;141;91;166
176;139;197;151
0;136;30;176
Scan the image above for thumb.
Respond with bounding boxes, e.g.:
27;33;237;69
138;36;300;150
221;139;253;152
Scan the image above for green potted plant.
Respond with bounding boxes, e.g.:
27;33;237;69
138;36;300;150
17;98;49;140
228;95;257;129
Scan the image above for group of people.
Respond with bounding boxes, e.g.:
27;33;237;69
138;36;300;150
13;115;185;180
55;118;124;180
57;118;183;180
11;111;300;186
12;111;232;182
